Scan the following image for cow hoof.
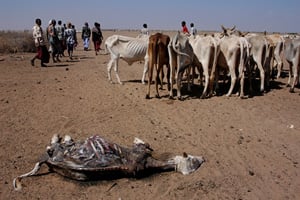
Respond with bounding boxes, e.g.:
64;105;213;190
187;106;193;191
289;88;295;93
239;95;248;99
145;95;150;99
200;94;206;99
177;96;184;101
169;96;174;100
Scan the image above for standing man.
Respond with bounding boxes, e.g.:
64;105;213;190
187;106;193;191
141;23;149;35
181;21;190;35
31;18;49;67
56;20;65;57
92;22;103;55
64;22;76;60
48;19;61;62
82;22;91;51
190;23;197;36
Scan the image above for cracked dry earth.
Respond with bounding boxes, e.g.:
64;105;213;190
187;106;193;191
0;31;299;200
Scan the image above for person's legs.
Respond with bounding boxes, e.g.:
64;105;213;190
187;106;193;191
83;38;89;50
31;46;42;66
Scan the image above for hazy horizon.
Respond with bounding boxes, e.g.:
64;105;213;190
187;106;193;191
1;0;300;33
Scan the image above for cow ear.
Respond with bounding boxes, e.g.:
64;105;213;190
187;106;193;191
183;152;188;158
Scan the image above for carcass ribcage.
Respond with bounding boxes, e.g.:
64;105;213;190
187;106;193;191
62;135;126;168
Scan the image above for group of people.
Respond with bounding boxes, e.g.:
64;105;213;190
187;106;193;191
47;19;78;62
81;22;104;55
31;19;195;67
181;21;197;36
31;18;103;67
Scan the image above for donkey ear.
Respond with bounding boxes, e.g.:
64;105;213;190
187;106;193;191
183;152;188;158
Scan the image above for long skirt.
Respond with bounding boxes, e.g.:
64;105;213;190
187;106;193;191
36;45;50;63
93;40;101;51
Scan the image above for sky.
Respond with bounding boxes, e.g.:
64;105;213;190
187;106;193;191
0;0;299;33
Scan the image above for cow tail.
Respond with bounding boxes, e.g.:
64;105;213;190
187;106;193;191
210;37;219;81
238;38;245;79
262;38;269;69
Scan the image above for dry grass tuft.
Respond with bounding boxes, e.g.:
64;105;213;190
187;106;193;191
0;30;36;53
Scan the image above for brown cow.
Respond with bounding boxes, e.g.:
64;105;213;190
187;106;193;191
146;33;170;99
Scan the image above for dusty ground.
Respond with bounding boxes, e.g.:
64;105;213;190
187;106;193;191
0;31;299;200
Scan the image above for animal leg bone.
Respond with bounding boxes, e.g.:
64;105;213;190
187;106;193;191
13;162;43;191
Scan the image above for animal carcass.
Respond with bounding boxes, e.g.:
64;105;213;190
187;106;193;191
13;134;204;190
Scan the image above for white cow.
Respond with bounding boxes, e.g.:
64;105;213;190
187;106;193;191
264;34;285;79
284;37;300;93
220;27;275;96
215;26;249;97
188;35;220;98
245;34;273;94
105;34;149;84
168;32;199;99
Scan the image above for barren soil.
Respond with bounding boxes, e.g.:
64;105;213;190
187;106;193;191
0;31;299;200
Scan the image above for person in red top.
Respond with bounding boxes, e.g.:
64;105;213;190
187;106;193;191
181;21;190;35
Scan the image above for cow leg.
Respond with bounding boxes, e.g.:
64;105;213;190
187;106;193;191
13;160;46;190
168;47;176;99
159;65;164;90
177;64;189;100
275;44;284;79
226;62;237;97
200;62;209;99
169;66;175;99
176;70;183;99
265;62;271;92
107;58;114;84
214;68;220;95
226;72;237;97
287;62;292;87
113;59;123;85
289;57;299;93
275;59;283;79
155;64;161;98
239;71;246;98
186;66;192;93
146;61;154;99
142;59;149;84
257;61;265;93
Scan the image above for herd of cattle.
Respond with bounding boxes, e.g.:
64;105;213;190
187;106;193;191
104;26;300;100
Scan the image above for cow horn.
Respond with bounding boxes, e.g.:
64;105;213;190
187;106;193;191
231;25;236;31
221;25;226;31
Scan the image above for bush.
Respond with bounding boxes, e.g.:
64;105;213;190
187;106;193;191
0;30;37;53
